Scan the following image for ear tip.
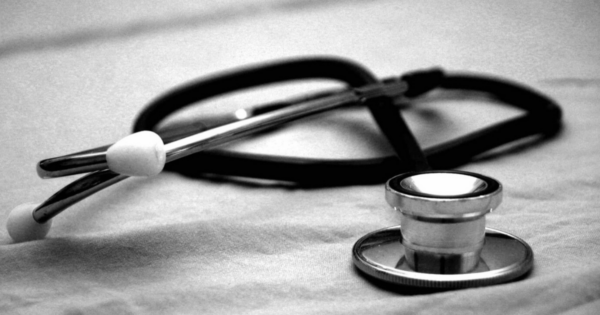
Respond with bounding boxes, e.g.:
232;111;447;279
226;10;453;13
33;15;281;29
6;203;51;243
107;131;166;177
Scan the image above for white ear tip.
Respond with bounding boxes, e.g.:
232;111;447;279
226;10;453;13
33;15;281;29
107;131;166;177
6;203;52;243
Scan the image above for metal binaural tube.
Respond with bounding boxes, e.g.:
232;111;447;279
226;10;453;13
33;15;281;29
31;80;409;223
36;79;408;179
162;89;360;163
32;170;127;223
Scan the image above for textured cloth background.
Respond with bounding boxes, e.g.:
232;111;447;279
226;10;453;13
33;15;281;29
1;1;600;314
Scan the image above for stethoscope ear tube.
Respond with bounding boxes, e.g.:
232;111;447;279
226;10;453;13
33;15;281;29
133;58;561;185
23;58;426;228
134;57;437;183
425;75;562;168
133;57;381;134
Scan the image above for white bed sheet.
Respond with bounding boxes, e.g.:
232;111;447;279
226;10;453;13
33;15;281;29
1;1;599;314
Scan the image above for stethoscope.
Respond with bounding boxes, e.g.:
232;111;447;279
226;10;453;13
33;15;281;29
6;57;562;290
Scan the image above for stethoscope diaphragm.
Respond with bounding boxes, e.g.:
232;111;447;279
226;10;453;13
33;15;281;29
353;226;533;289
352;170;534;289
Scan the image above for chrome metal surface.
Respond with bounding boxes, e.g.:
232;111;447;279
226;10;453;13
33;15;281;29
399;173;488;197
32;170;127;223
31;80;409;223
36;79;408;178
385;171;503;220
352;226;534;289
37;150;109;179
384;170;502;274
162;89;360;163
400;214;486;273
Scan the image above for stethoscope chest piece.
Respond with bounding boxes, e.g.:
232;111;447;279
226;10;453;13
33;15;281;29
352;171;533;289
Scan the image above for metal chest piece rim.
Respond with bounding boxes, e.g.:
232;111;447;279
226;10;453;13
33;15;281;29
352;226;534;289
352;170;534;289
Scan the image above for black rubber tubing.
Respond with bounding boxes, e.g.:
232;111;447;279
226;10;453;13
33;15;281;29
133;57;562;186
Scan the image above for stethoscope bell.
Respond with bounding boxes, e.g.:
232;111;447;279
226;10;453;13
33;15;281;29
352;170;534;289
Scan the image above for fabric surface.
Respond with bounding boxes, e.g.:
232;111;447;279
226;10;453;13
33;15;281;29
1;1;600;314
